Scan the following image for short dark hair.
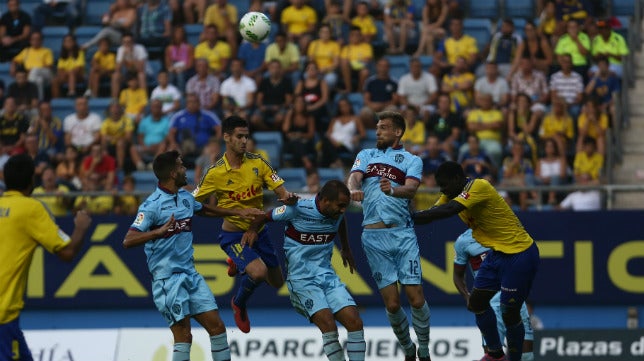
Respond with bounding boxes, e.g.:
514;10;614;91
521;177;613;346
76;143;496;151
377;111;406;135
153;150;181;182
222;115;249;135
435;161;465;181
319;180;350;201
3;154;35;191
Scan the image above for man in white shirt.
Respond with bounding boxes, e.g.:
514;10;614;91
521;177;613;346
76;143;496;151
63;97;102;155
220;58;256;119
111;32;148;99
558;174;601;211
397;57;438;118
150;70;181;115
474;62;510;109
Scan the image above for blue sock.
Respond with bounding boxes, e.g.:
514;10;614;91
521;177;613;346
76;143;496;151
411;302;431;358
172;342;190;361
521;351;534;361
475;308;503;353
234;274;259;308
210;333;231;361
505;321;525;361
386;308;415;355
322;331;345;361
346;330;366;361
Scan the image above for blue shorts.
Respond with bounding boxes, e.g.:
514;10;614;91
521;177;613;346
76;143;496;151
287;272;356;321
485;292;534;346
361;227;421;289
152;272;218;326
219;229;279;271
0;318;33;361
474;242;540;307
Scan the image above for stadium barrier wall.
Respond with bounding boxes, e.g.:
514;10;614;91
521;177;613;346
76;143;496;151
25;211;644;309
534;329;644;360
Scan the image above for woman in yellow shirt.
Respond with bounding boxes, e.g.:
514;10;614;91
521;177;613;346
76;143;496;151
576;98;608;155
52;35;85;98
539;96;574;157
307;24;341;90
87;38;116;98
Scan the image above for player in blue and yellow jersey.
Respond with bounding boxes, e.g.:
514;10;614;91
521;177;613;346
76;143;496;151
414;161;540;361
0;154;92;361
243;180;366;361
347;111;431;361
193;115;298;333
453;229;534;361
123;150;262;361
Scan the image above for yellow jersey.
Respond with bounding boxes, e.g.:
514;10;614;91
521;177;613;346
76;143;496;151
264;42;301;69
444;35;478;65
401;121;426;147
101;115;135;144
340;43;373;65
73;195;115;215
573;151;604;180
118;88;148;116
351;16;377;37
577;112;608;140
442;72;474;112
307;40;341;70
193;152;285;230
203;4;238;34
281;5;317;35
436;179;534;253
0;191;71;324
195;41;232;72
13;47;54;70
32;185;71;217
57;51;85;72
539;113;574;140
93;51;116;71
466;108;504;142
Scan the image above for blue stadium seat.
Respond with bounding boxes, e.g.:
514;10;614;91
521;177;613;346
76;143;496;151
513;18;527;38
50;98;76;120
185;24;204;46
346;92;364;115
0;63;12;91
253;131;283;148
147;60;164;88
253;131;283;167
318;168;345;184
360;129;377;150
16;2;40;16
419;55;433;68
504;0;533;19
186;169;196;185
229;0;250;17
131;171;158;192
614;16;631;41
85;1;113;26
43;26;70;60
463;19;492;49
612;0;636;16
468;0;499;19
75;26;104;48
411;0;425;20
277;168;307;191
373;21;386;49
385;55;410;81
89;98;113;115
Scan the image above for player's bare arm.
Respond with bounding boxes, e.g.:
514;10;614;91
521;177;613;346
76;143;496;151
56;210;92;262
274;185;298;205
122;214;175;248
338;217;356;273
197;204;264;219
240;211;271;248
413;200;466;225
347;172;364;201
452;264;470;304
380;177;420;199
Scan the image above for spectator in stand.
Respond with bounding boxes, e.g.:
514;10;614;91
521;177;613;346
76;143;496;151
194;25;231;79
30;101;64;159
499;140;534;211
32;166;71;217
32;0;79;32
101;101;134;170
537;1;558;42
574;136;603;183
11;31;53;101
194;138;221;188
137;0;172;50
220;58;257;119
73;172;115;215
130;99;170;170
238;39;268;85
23;133;51;181
321;0;348;44
550;53;584;118
80;0;137;50
510;56;549;115
351;1;377;43
281;0;317;51
165;25;195;92
576;97;608;156
114;175;139;215
150;70;181;115
539;95;574;157
119;74;148;124
458;134;494;182
86;38;116;98
167;93;221;160
295;61;330;132
507;93;539;164
441;56;474;114
56;145;82;190
0;0;31;62
172;0;207;24
421;134;449;176
307;24;341;90
555;20;590;78
360;58;398;129
585;56;620;114
397;57;439;117
282;95;317;170
483;18;522;78
383;0;417;55
80;143;116;192
462;93;504;167
340;26;373;93
7;67;38;116
51;35;85;98
63;97;102;155
204;0;239;56
186;58;220;112
474;61;510;110
0;98;29;155
111;32;148;99
0;80;4;108
320;97;365;168
426;93;463;158
555;0;588;22
265;31;301;78
557;173;601;211
400;105;426;155
413;169;441;211
535;138;567;206
413;0;448;57
434;17;479;71
509;20;553;79
590;19;629;78
252;60;293;131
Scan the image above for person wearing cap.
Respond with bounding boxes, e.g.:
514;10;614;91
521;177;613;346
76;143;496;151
590;19;629;78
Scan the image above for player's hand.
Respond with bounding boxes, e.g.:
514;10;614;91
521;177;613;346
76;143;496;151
350;189;364;202
73;209;92;230
241;230;258;248
379;178;392;195
279;192;299;205
155;214;175;238
340;248;356;274
237;208;265;220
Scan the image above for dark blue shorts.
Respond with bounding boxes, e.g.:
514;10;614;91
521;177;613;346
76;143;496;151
0;318;33;361
219;228;279;272
474;242;540;308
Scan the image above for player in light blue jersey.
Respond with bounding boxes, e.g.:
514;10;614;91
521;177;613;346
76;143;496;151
242;180;366;361
453;229;534;361
123;151;262;361
347;111;431;361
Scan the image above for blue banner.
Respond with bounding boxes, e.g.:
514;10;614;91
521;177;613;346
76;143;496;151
24;211;644;309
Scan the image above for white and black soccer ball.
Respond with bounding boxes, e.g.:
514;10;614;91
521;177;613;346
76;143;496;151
239;12;271;43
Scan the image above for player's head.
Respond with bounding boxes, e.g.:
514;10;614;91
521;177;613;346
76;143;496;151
222;116;250;154
375;111;406;150
434;161;467;199
318;180;350;219
153;150;188;188
3;154;35;193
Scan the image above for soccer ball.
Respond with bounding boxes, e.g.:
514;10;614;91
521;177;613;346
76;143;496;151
239;12;271;43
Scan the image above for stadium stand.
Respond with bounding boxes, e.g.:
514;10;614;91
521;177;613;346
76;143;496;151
503;0;534;19
467;0;500;19
276;168;308;191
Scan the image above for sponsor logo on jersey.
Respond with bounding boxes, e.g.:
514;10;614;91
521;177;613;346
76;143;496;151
270;173;282;183
134;212;145;226
275;206;286;215
459;192;470;200
228;184;262;201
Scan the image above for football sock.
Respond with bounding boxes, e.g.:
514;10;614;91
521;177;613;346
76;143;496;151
322;331;345;361
411;302;431;358
476;308;503;354
234;274;259;308
386;308;415;355
505;321;525;361
521;351;534;361
172;342;190;361
210;333;231;361
346;330;366;361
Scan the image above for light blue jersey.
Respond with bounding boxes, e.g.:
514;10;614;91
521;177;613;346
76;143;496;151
350;146;422;227
130;186;203;280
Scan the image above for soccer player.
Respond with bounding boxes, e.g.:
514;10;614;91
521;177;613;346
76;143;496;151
193;115;298;333
243;180;366;361
414;161;540;361
0;154;92;361
347;111;431;361
123;150;262;361
453;229;534;361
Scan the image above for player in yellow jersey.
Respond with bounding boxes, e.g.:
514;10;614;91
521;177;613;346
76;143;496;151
0;154;91;361
413;161;539;361
193;116;297;334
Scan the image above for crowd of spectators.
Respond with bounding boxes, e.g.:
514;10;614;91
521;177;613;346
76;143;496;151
0;0;626;213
